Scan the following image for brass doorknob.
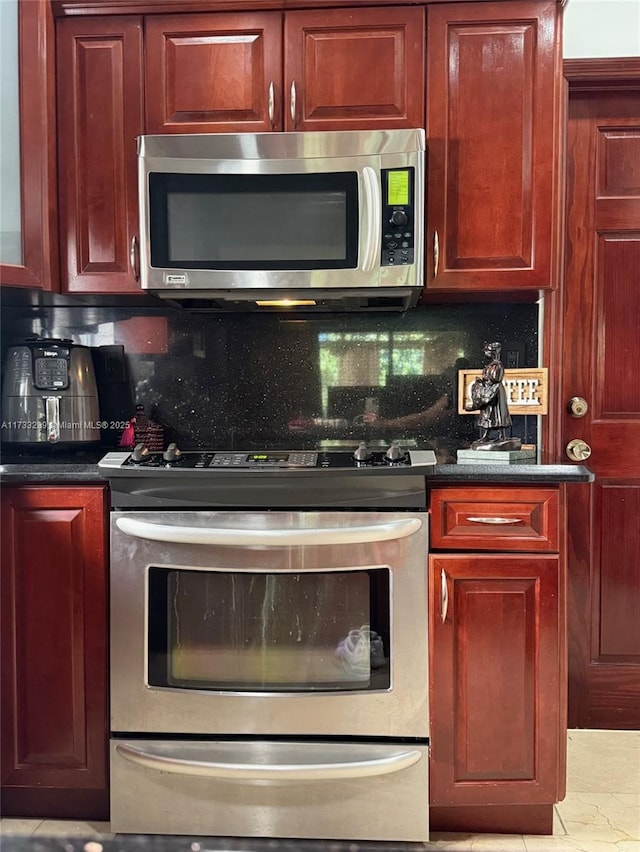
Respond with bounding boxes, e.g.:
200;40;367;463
566;439;591;461
568;397;588;417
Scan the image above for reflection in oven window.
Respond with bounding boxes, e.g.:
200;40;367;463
147;568;390;692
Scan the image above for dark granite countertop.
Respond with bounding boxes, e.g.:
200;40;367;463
0;451;593;485
430;463;594;483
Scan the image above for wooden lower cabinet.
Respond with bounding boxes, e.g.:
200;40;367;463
0;485;109;819
429;552;564;834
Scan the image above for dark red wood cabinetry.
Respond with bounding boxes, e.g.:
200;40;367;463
145;8;424;134
0;486;109;819
56;17;144;294
424;0;562;294
429;485;567;835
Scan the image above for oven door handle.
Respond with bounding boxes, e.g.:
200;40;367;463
115;742;422;780
115;516;422;546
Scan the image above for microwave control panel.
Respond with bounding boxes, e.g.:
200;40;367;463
381;167;415;267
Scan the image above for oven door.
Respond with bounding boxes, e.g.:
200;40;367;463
110;510;428;738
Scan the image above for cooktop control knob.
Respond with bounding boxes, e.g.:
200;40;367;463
163;442;182;463
390;210;408;228
353;441;373;463
131;443;150;463
384;441;407;464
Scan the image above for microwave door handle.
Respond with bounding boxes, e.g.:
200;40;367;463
115;516;422;546
115;742;422;781
361;166;382;272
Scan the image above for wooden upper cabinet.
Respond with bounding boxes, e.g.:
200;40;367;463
144;13;283;133
284;7;424;131
56;16;144;294
424;0;562;294
144;7;424;134
0;0;57;291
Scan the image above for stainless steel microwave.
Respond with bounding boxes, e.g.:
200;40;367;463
137;129;425;311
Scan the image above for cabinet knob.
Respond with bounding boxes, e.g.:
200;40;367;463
568;396;588;418
566;439;591;462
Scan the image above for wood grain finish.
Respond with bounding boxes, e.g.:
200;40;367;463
56;16;144;293
424;0;561;293
284;7;424;131
562;77;640;729
145;13;283;132
429;486;559;551
0;0;58;290
429;553;562;805
0;486;109;819
51;0;541;15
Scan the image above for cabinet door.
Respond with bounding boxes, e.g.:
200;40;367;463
57;17;144;294
0;486;109;819
285;7;424;131
429;553;562;806
145;13;283;133
0;0;57;290
425;1;561;293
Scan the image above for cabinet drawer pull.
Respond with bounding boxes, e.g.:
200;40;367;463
441;568;448;622
268;81;275;128
465;516;522;525
290;80;297;127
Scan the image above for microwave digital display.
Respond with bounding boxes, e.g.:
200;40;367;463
388;171;410;206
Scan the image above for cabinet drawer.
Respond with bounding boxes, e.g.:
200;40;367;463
429;486;559;552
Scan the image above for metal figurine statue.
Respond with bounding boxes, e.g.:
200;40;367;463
465;342;522;450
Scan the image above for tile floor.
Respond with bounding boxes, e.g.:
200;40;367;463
1;731;638;851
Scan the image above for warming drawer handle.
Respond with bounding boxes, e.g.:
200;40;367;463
465;516;523;525
115;516;422;546
115;742;422;781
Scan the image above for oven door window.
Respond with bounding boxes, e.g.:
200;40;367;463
147;568;390;692
148;172;359;270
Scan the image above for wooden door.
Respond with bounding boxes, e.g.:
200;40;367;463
0;486;109;819
429;554;562;808
424;0;562;294
284;7;424;132
57;16;144;294
560;63;640;729
144;13;283;133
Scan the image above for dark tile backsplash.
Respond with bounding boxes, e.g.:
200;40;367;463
1;295;539;462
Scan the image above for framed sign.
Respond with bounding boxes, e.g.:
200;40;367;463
458;368;548;415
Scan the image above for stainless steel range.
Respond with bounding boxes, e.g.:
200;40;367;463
99;444;435;842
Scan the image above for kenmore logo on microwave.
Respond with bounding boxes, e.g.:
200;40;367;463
164;273;189;285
